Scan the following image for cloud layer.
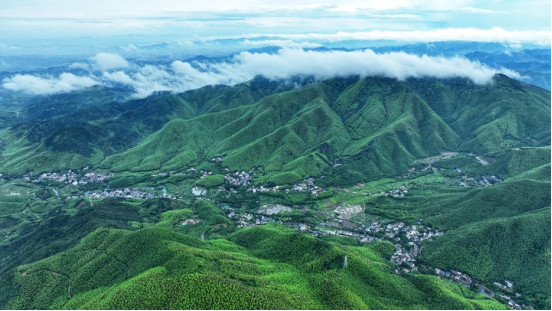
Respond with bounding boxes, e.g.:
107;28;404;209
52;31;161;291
2;73;98;95
2;49;519;97
237;27;551;46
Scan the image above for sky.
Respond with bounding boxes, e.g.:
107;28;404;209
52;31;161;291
0;0;550;97
0;0;550;46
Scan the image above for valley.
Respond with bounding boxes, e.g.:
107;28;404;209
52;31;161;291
0;146;546;309
0;75;549;309
0;0;550;308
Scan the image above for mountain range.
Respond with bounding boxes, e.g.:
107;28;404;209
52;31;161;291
0;72;550;309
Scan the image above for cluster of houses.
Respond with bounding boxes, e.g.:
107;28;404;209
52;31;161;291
250;184;281;193
223;209;442;275
84;188;179;200
478;281;529;309
284;178;326;196
429;270;531;309
404;225;444;243
30;170;78;183
77;172;113;185
434;268;473;286
210;156;225;162
321;227;384;242
451;168;503;187
380;185;410;197
392;243;419;272
151;168;216;179
498;292;524;310
21;170;113;186
224;171;252;187
151;170;193;177
151;171;171;177
227;210;322;236
254;178;327;196
314;220;444;273
470;175;502;186
227;209;442;266
491;281;528;310
227;211;274;228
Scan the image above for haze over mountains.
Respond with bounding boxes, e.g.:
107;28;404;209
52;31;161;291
1;42;550;100
0;37;550;311
0;0;550;310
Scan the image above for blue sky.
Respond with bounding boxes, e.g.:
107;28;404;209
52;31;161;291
0;0;549;97
0;0;549;45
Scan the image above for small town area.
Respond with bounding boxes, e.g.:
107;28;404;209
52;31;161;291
0;156;529;309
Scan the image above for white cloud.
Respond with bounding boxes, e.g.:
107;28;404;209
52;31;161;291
241;39;322;48
0;43;21;50
381;14;423;19
0;0;471;18
109;49;521;96
229;48;519;84
175;40;194;47
120;44;138;51
0;1;549;45
102;71;134;85
2;48;520;97
2;73;98;95
68;62;91;70
89;53;130;71
232;27;552;45
456;7;505;14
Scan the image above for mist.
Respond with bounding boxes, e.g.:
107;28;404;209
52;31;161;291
2;48;520;98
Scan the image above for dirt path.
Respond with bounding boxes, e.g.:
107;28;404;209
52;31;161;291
475;156;489;165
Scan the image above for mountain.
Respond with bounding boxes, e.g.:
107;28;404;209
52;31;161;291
1;75;548;185
464;49;551;90
0;73;549;309
3;221;506;310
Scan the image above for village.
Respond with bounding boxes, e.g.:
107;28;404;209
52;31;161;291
0;161;526;309
431;266;526;310
19;169;113;186
222;205;533;310
83;188;180;200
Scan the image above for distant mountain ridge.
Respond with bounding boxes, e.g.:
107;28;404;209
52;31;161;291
0;74;549;187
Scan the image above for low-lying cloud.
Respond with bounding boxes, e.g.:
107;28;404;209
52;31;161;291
90;53;130;71
2;49;519;97
236;27;552;46
241;39;323;48
2;73;98;95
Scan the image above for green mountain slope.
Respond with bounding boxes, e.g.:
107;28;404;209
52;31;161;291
5;224;505;310
94;75;549;185
405;75;551;152
0;74;549;309
423;208;551;309
0;77;290;173
2;75;549;185
422;149;551;309
369;147;551;309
